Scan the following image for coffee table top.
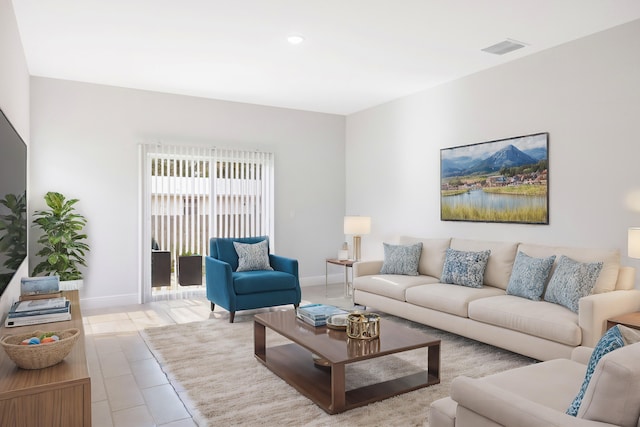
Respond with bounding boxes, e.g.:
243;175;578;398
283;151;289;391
254;310;439;364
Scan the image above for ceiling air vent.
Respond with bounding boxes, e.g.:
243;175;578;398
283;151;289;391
481;39;527;55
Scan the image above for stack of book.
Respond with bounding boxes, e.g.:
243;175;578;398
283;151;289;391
296;303;348;327
4;296;71;328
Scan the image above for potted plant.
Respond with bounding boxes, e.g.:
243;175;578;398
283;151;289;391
177;251;202;286
32;192;90;290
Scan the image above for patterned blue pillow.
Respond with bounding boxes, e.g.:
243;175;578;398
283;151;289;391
566;325;624;416
506;251;556;301
544;255;602;313
233;240;274;272
441;248;491;288
379;242;422;276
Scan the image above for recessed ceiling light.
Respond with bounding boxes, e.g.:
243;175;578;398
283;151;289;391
287;34;305;45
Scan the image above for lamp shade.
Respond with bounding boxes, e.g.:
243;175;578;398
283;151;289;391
629;227;640;259
344;216;371;235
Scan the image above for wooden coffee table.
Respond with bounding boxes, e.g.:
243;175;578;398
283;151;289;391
254;310;440;414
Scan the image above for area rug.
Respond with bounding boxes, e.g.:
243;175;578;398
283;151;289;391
142;313;535;426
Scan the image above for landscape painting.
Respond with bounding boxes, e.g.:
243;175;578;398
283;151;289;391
440;133;549;224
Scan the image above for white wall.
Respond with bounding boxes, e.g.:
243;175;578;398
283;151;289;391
30;78;346;308
0;0;30;315
346;19;640;286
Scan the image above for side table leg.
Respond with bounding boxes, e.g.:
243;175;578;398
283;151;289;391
325;261;329;298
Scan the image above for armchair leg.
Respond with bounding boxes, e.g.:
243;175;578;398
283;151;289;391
210;302;215;311
229;311;235;323
294;303;299;309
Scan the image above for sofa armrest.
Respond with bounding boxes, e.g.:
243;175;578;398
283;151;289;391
579;289;640;347
269;254;299;278
353;260;383;277
450;376;616;427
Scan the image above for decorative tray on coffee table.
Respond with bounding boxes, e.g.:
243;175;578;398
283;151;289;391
326;313;349;330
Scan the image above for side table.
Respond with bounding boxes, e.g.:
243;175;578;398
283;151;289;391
325;258;354;299
606;312;640;331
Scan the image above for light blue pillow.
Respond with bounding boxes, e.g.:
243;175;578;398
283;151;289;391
233;240;273;272
441;248;491;288
379;242;422;276
567;325;624;416
506;251;556;301
544;255;602;313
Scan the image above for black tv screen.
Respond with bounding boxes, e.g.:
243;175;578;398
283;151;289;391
0;108;27;297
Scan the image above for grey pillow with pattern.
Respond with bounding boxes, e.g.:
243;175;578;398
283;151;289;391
233;240;274;272
379;242;423;276
506;251;556;301
441;248;491;288
544;255;602;313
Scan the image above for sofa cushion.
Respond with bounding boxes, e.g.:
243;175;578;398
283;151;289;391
379;242;422;276
577;341;640;427
518;243;620;293
232;270;297;294
468;295;581;346
353;274;438;301
481;358;587;412
450;239;519;289
506;251;556;301
233;240;273;272
441;248;491;288
567;325;640;418
544;256;603;313
399;236;451;278
406;283;504;318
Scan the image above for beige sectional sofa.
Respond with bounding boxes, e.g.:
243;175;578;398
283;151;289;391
353;237;640;361
430;342;640;427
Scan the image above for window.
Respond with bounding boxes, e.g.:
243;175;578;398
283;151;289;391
139;144;274;301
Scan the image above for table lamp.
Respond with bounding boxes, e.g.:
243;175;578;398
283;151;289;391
629;227;640;259
344;216;371;261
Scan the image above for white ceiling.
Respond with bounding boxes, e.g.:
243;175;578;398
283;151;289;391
11;1;640;115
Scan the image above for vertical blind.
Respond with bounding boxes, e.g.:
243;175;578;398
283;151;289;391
139;143;274;301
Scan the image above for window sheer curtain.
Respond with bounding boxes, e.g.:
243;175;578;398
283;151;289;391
139;143;275;303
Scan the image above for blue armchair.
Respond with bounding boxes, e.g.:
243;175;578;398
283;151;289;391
205;236;301;322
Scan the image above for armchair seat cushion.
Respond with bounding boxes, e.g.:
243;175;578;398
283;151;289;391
233;270;298;295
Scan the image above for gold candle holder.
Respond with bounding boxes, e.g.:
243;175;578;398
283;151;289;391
346;312;380;340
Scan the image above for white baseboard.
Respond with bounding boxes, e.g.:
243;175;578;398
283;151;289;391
80;293;139;310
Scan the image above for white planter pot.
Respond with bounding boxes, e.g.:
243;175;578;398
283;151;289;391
59;279;84;291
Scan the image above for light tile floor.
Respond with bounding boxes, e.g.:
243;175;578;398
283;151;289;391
83;284;354;427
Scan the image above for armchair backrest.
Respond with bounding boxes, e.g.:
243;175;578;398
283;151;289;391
210;236;270;271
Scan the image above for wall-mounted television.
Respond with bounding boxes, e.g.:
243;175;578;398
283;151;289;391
0;108;27;298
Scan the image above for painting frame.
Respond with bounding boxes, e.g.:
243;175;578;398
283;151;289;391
440;132;549;225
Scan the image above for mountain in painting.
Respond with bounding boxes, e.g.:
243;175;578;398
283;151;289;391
463;144;537;175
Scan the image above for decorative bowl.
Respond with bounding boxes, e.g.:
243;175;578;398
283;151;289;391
346;312;380;340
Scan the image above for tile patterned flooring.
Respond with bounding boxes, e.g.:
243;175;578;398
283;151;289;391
84;284;354;427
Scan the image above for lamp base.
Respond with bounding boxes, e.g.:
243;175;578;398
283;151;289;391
353;236;362;261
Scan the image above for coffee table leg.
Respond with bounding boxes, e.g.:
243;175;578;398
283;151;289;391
330;363;346;413
254;321;266;362
428;342;440;381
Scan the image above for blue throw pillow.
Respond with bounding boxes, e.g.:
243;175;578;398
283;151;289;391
506;251;556;301
440;248;491;288
379;242;422;276
566;326;624;416
544;255;602;313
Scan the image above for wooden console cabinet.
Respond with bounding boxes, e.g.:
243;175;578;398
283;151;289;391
0;290;91;426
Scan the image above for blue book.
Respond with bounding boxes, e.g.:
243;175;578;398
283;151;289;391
8;300;70;318
297;304;348;321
